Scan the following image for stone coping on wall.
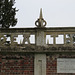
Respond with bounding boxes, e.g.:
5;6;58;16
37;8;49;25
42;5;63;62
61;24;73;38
0;27;75;32
0;45;75;53
1;27;75;33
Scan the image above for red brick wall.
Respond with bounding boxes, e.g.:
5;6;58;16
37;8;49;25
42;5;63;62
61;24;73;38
46;54;75;75
1;53;75;75
0;53;34;75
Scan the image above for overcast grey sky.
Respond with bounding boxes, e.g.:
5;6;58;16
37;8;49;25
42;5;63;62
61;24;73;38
14;0;75;28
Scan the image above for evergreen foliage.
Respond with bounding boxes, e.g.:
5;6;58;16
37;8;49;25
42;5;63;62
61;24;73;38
0;0;17;28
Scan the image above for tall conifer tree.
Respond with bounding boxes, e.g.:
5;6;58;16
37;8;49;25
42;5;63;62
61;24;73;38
0;0;17;28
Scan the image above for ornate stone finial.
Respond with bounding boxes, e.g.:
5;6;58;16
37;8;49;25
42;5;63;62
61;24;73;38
35;8;47;28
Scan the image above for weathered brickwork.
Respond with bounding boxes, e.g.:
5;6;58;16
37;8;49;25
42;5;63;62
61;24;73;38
1;53;75;75
0;53;34;75
46;54;75;75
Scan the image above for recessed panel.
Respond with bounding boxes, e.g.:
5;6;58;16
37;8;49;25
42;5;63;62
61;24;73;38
57;58;75;73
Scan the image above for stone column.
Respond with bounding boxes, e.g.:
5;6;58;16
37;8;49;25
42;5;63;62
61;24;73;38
35;30;46;46
34;54;46;75
34;29;46;75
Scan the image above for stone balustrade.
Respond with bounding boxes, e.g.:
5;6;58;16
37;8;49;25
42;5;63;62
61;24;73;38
0;27;75;52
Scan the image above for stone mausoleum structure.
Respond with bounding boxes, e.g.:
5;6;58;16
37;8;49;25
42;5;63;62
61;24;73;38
0;9;75;75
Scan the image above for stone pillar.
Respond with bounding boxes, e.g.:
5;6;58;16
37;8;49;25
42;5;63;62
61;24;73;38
34;29;46;75
35;30;46;46
34;54;46;75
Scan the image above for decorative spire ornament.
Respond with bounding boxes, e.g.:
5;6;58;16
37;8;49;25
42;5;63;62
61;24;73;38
35;8;47;28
